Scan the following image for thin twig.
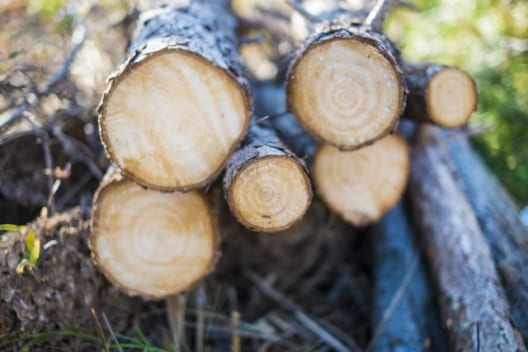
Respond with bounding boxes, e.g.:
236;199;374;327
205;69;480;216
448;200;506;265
102;312;123;352
246;271;358;352
194;285;206;352
287;0;320;23
238;33;266;47
91;308;110;352
44;24;87;92
364;0;415;31
231;311;241;352
254;5;291;21
0;23;86;134
166;293;187;352
365;257;419;352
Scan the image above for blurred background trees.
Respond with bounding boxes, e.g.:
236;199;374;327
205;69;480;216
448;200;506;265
386;0;528;205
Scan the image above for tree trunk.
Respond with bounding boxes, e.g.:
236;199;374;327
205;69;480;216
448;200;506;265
286;22;406;150
404;64;477;128
97;0;252;192
223;123;312;232
89;169;218;299
445;133;528;342
371;203;448;352
408;125;526;351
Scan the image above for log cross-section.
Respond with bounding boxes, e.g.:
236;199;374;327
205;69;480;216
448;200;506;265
313;134;410;226
98;0;252;191
404;64;477;127
90;170;218;299
286;21;406;150
223;123;312;232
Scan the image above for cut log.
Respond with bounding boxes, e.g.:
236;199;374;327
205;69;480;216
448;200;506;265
313;134;409;226
89;170;217;299
370;203;448;352
223;123;312;232
286;23;406;150
97;0;252;191
408;125;526;351
445;133;528;342
404;64;477;128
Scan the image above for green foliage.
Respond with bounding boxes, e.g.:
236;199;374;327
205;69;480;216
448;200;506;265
387;0;528;203
27;0;66;20
16;230;41;280
2;328;166;351
0;224;41;280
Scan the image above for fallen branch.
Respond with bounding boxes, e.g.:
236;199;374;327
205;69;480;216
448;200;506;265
408;125;526;351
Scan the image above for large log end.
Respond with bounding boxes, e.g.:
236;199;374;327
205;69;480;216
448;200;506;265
99;49;251;191
286;33;405;150
90;175;218;299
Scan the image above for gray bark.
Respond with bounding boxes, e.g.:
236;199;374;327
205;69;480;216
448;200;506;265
371;203;449;352
445;133;528;342
408;125;526;351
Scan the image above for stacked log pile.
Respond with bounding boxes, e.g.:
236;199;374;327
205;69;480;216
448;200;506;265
1;0;527;350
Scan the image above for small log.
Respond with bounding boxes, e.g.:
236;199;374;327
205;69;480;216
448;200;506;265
313;135;409;226
445;133;528;342
408;125;526;351
285;8;406;150
223;123;312;232
371;203;448;352
98;0;252;191
89;170;218;299
404;64;477;128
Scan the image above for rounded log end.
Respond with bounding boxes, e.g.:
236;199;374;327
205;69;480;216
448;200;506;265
427;68;477;128
227;156;312;232
90;178;217;299
313;134;410;226
99;49;251;191
286;36;404;150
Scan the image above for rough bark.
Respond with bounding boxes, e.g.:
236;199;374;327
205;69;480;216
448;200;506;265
408;125;526;351
286;20;406;150
445;133;528;342
223;123;312;232
98;0;252;191
0;208;144;340
371;203;449;352
404;64;477;128
90;169;218;299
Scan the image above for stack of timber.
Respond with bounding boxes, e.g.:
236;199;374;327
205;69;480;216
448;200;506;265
0;0;527;349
